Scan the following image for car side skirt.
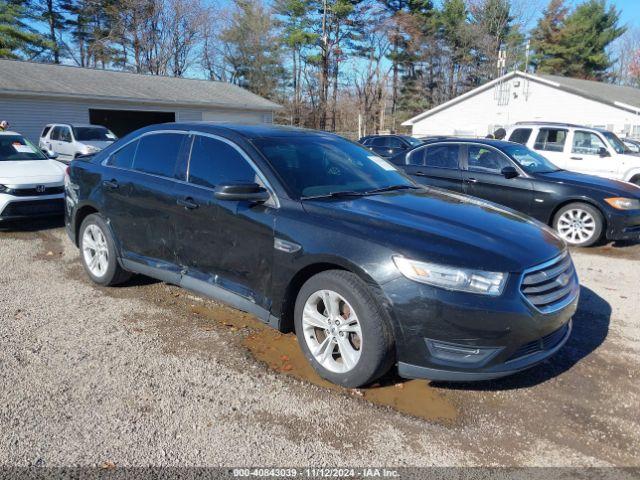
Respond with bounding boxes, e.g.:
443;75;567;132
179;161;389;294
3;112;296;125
120;258;281;331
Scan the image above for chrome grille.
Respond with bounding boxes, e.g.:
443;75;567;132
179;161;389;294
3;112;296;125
520;253;579;314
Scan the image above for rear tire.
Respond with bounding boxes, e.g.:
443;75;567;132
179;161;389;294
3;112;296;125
294;270;395;388
553;202;603;247
79;213;130;285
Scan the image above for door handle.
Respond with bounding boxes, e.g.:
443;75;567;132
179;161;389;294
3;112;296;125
414;171;427;177
177;197;199;210
466;177;479;183
570;156;583;160
102;179;119;189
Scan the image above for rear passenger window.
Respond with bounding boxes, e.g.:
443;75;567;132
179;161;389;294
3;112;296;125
108;140;138;169
133;133;185;178
425;145;459;169
534;128;567;152
508;128;532;145
188;135;256;188
41;126;52;137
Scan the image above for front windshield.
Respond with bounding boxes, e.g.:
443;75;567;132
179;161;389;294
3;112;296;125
73;126;117;142
0;135;47;161
602;131;631;154
503;143;560;173
252;135;415;199
404;136;423;147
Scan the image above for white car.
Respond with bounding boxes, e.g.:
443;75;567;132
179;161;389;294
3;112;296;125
0;131;66;222
505;122;640;185
622;138;640;154
39;123;117;163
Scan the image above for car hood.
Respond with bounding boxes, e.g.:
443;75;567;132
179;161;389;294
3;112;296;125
0;160;66;185
302;188;565;273
537;170;640;197
80;140;114;150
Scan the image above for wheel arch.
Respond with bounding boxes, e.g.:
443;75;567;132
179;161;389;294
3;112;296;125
277;258;380;334
547;198;607;231
74;203;100;246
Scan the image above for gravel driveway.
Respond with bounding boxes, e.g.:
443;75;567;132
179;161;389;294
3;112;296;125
0;220;638;467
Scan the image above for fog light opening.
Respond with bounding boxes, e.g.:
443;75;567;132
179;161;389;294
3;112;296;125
425;339;501;367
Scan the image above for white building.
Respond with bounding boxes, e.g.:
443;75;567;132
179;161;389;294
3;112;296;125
0;59;280;143
402;71;640;139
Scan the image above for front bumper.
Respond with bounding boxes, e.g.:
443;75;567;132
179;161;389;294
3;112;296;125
606;209;640;241
381;266;578;382
0;193;65;221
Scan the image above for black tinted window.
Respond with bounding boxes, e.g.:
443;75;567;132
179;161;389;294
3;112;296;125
509;128;532;145
108;140;138;168
371;137;387;147
188;135;256;188
534;128;567;152
133;133;184;178
386;137;403;148
50;126;61;141
41;126;51;137
467;146;511;174
425;145;459;169
60;127;72;142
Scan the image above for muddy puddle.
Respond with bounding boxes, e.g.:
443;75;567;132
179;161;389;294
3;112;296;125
190;303;459;423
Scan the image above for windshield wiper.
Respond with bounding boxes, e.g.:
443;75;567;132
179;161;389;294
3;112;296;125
300;190;368;200
365;184;422;195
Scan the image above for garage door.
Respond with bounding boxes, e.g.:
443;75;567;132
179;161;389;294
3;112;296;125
89;109;175;138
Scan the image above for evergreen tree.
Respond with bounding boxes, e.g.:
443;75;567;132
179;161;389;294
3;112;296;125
530;0;569;73
221;0;285;100
532;0;625;80
0;0;50;59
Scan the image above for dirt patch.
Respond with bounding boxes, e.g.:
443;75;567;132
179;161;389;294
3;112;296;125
185;303;458;423
575;241;640;261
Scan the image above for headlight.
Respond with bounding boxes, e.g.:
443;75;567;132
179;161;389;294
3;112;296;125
393;256;507;296
604;197;640;210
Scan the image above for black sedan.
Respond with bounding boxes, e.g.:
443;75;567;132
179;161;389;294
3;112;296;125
358;134;423;158
389;138;640;247
66;124;576;387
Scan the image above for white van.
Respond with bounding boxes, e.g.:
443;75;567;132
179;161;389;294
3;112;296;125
505;122;640;185
39;123;117;163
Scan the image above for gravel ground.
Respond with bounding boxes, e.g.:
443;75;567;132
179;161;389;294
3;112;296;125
0;220;638;467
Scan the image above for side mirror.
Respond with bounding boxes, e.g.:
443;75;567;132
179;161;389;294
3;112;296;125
41;148;58;159
214;182;270;203
599;147;610;157
501;166;519;179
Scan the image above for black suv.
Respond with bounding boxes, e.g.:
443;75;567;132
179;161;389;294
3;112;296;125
66;124;578;387
389;138;640;247
358;134;423;158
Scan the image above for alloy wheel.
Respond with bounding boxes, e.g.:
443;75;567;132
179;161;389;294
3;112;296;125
301;289;363;373
82;224;109;277
556;208;596;245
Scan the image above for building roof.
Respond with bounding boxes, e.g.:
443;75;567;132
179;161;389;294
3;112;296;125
0;59;281;111
402;71;640;126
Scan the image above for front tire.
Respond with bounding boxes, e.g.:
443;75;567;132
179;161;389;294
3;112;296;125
294;270;395;388
79;213;130;285
553;202;603;247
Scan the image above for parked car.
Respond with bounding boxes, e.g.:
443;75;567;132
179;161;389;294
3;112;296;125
622;137;640;154
0;131;66;221
505;122;640;185
66;123;577;387
358;134;423;158
39;123;117;163
390;138;640;247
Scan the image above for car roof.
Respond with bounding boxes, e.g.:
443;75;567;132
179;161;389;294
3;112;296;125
420;137;515;148
136;122;347;141
513;122;610;133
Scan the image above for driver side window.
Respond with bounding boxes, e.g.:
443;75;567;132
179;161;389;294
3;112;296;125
572;131;607;156
467;146;511;174
60;127;72;143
